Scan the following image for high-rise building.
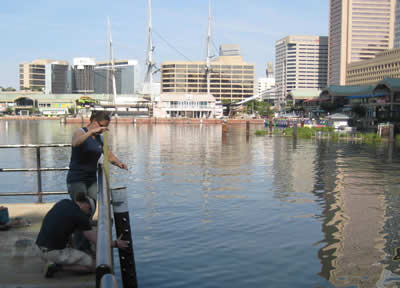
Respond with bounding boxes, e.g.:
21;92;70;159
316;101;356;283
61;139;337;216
19;59;68;91
395;0;400;48
94;60;140;95
266;62;274;78
328;0;396;85
45;63;71;94
161;45;254;102
71;57;96;94
275;35;328;107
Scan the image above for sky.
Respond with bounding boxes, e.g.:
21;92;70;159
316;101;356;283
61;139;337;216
0;0;329;89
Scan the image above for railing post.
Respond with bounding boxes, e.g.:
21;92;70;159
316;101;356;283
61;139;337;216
36;147;42;203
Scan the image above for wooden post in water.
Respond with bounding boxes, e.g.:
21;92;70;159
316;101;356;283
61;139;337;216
246;120;250;137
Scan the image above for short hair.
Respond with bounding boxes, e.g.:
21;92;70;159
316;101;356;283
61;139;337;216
90;111;111;122
75;192;91;204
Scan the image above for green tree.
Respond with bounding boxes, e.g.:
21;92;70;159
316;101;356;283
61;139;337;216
320;102;338;113
352;104;366;117
5;107;13;114
247;100;273;117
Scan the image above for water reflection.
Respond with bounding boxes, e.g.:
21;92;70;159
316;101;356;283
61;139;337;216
316;144;400;287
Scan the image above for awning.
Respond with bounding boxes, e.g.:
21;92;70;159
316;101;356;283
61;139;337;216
304;98;329;103
347;92;387;99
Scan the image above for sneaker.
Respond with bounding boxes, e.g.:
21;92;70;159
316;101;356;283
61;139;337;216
44;263;58;278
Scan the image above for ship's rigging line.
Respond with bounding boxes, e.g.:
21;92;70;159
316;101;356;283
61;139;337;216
152;29;193;62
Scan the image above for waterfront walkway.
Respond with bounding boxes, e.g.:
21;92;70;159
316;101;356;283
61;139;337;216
0;203;94;288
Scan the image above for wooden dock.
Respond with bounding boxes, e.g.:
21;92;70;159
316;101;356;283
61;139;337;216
0;203;95;288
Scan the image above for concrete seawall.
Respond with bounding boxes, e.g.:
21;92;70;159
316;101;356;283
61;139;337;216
0;116;265;125
64;117;265;125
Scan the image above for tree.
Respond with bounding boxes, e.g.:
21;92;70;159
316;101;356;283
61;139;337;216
0;87;16;91
5;107;13;115
352;104;366;117
320;102;338;113
247;100;273;117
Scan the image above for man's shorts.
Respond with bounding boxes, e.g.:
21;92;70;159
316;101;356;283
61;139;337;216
37;246;94;267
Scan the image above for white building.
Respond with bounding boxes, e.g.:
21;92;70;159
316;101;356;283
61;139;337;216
257;77;275;95
275;35;328;108
153;94;218;118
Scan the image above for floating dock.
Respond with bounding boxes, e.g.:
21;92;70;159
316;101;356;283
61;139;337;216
0;203;94;288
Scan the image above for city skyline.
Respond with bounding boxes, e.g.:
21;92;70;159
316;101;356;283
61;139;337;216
0;0;328;90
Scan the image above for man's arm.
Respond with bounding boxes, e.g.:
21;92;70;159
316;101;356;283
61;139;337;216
82;230;97;244
82;230;129;249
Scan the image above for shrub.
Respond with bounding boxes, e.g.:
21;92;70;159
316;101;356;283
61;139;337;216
396;134;400;144
362;133;382;143
283;128;293;136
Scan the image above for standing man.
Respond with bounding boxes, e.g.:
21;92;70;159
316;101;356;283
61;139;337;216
36;193;128;278
67;111;128;210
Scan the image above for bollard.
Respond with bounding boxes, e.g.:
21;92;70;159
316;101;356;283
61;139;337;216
246;121;250;136
293;123;298;138
112;189;138;288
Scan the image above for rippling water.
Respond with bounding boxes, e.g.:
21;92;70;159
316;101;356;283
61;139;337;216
1;120;400;287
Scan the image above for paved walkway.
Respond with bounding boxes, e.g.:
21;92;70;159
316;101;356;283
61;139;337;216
0;203;94;288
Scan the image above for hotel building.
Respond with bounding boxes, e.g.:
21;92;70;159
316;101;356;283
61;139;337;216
328;0;396;85
160;45;255;102
275;35;328;106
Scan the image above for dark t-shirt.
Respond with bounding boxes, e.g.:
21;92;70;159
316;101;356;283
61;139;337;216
36;199;91;250
67;127;103;185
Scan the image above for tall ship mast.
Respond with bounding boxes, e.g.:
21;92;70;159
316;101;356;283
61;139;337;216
205;0;212;96
144;0;155;102
107;17;117;105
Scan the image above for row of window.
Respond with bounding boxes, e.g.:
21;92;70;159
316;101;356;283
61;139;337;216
162;69;254;75
162;64;253;69
163;74;254;79
162;88;254;94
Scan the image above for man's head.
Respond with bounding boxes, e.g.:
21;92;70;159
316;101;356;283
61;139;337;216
90;111;111;128
75;193;96;216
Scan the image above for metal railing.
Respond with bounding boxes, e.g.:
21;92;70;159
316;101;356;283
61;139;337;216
96;163;118;288
0;144;71;203
0;144;125;287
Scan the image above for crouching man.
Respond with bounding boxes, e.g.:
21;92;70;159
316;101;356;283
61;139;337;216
36;193;128;278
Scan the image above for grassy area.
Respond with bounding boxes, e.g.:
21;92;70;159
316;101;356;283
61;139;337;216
396;134;400;145
277;127;382;143
255;130;268;136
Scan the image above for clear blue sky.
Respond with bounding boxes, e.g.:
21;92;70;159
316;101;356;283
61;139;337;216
0;0;328;89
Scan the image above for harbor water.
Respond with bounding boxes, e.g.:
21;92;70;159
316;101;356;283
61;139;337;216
1;120;400;287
